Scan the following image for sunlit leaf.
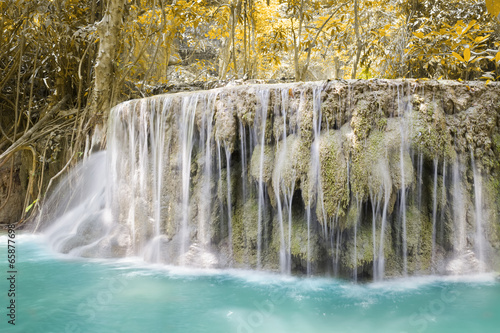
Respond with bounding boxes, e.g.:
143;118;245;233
475;35;490;43
462;20;477;35
25;199;38;213
464;48;471;62
452;52;465;62
486;0;500;16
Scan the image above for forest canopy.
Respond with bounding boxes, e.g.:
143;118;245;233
1;0;500;222
1;0;499;116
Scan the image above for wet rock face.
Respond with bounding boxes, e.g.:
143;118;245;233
43;80;500;280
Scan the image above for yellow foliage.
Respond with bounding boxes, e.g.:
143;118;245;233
486;0;500;17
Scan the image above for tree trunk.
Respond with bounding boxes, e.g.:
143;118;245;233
294;0;305;81
351;0;362;79
93;0;125;115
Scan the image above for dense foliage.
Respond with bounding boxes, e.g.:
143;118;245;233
0;0;499;223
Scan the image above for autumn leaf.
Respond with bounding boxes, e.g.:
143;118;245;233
475;35;490;43
462;20;476;35
486;0;500;17
464;48;471;62
452;52;465;62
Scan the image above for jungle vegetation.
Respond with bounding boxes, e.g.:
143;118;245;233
1;0;500;223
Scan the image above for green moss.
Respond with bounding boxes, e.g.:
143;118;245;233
339;202;360;231
376;117;387;131
272;134;311;201
316;131;349;221
493;134;500;153
388;146;414;192
350;99;382;141
340;218;394;270
232;199;259;266
483;175;500;253
355;223;375;268
214;105;237;152
216;169;228;203
298;97;314;144
349;125;395;201
405;204;433;274
320;90;341;129
270;207;322;264
249;144;275;183
409;102;455;161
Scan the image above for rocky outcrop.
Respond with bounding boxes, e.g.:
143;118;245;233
40;79;500;280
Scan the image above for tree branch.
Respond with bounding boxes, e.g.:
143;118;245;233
0;95;69;163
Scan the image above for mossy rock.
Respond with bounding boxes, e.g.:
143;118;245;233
249;144;275;183
270;207;322;265
388;145;414;193
349;124;395;201
340;217;394;272
214;101;237;152
350;98;382;141
297;95;314;143
405;203;433;274
315;131;349;222
409;101;455;161
232;199;260;267
272;134;311;200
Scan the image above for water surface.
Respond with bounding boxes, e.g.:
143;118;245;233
2;235;499;333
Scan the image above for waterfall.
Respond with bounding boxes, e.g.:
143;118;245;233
334;227;341;277
36;80;497;280
353;196;360;282
440;160;447;254
397;85;408;277
452;159;466;256
199;100;215;249
417;152;423;211
306;206;312;276
179;96;198;265
377;167;391;280
431;158;438;272
370;191;380;280
471;152;485;272
255;89;270;270
224;144;233;263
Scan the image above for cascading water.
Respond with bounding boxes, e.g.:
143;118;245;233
431;158;438;272
255;89;269;269
397;85;408;276
35;80;499;280
471;151;485;272
452;159;467;256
